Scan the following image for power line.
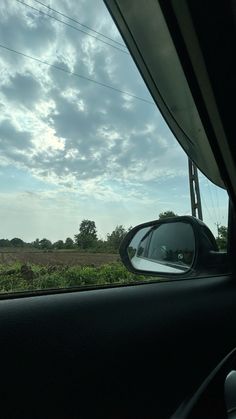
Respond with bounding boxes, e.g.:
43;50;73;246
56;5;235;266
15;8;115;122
212;185;221;225
201;191;212;221
0;43;155;105
198;173;214;222
207;178;218;224
32;0;126;48
215;187;222;225
16;0;129;55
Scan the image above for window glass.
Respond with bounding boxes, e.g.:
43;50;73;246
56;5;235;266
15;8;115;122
0;0;229;294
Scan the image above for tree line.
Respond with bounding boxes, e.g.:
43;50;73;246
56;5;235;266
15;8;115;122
0;221;132;252
0;211;228;252
0;214;174;252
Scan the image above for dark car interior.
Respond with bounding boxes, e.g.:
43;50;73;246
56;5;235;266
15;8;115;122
0;1;236;418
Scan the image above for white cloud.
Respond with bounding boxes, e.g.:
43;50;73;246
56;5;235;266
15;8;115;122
32;126;66;153
0;0;228;241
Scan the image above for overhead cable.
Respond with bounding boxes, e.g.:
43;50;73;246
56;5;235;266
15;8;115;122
0;43;154;105
32;0;127;48
16;0;129;55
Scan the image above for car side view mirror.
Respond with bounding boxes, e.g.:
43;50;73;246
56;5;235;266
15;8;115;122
119;216;228;277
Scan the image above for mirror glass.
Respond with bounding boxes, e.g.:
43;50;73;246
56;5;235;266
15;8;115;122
127;222;195;274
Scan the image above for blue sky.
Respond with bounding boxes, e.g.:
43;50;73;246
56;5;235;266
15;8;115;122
0;0;228;242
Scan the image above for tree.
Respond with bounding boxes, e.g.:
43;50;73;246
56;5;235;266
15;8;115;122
53;240;64;250
32;238;40;249
107;225;131;251
10;237;25;247
158;211;178;219
74;220;97;249
216;225;227;250
65;237;74;249
0;239;11;247
39;238;52;249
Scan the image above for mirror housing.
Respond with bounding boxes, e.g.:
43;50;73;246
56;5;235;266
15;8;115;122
119;216;228;278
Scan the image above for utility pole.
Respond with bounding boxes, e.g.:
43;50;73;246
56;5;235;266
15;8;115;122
188;158;203;220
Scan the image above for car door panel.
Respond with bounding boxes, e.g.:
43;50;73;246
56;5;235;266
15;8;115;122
0;275;235;418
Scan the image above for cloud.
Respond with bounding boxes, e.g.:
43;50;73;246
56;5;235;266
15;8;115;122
0;119;32;150
0;0;208;244
0;2;55;55
2;73;42;108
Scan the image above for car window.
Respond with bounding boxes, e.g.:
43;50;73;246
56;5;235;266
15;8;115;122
0;0;229;295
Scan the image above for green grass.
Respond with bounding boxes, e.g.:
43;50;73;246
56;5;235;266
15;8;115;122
0;262;152;294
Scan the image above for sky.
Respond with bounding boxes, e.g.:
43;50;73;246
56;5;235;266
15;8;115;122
0;0;228;242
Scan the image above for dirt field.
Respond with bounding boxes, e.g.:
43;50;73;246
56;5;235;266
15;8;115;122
0;250;119;267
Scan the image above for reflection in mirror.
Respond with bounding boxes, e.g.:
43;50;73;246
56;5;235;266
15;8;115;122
128;222;195;274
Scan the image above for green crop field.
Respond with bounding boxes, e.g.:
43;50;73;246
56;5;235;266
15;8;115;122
0;249;154;294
